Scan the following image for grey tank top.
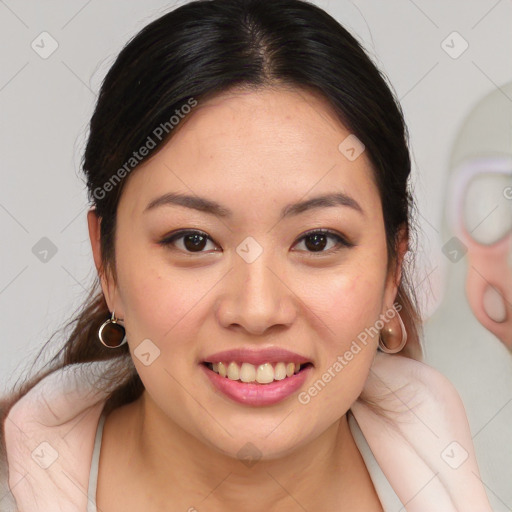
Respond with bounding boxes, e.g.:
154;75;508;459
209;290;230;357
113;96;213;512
86;409;403;511
87;410;106;512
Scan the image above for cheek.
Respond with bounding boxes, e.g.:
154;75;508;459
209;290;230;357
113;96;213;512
294;279;384;429
114;248;219;432
294;250;388;401
299;252;388;344
114;238;211;354
307;270;385;376
119;270;211;350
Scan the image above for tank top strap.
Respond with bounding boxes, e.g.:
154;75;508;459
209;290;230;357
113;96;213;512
87;410;107;512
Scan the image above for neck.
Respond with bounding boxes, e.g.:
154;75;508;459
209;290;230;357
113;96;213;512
122;391;369;511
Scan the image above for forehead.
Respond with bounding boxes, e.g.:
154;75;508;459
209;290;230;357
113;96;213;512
119;87;379;219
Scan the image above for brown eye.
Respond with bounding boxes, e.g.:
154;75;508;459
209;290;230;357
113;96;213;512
159;230;218;253
159;228;354;255
293;229;354;254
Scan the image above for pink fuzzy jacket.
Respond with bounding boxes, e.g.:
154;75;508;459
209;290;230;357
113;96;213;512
0;351;492;511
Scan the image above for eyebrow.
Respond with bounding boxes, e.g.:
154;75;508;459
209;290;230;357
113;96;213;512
143;191;364;219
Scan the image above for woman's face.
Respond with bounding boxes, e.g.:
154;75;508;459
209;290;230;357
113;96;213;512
101;87;400;459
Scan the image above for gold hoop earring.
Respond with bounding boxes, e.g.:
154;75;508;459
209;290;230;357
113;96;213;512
378;311;407;354
98;310;127;348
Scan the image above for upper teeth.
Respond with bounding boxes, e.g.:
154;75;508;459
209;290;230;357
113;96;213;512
210;361;302;384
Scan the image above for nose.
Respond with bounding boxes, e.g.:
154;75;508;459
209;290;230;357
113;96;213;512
215;248;298;336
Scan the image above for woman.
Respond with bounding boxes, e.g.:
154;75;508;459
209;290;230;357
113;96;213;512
0;0;492;510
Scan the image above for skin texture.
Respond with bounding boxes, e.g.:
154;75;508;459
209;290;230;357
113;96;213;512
87;87;406;511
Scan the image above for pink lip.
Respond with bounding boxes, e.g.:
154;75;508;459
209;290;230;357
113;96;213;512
200;363;313;406
202;347;312;366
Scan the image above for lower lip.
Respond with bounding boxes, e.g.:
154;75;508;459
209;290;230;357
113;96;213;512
200;364;313;406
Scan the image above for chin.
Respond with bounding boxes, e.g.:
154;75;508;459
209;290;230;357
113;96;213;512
197;423;314;463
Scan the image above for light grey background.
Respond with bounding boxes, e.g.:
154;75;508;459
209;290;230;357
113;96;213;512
1;0;511;509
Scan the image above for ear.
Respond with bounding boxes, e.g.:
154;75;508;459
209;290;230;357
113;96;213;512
87;208;116;312
394;223;409;287
383;223;408;307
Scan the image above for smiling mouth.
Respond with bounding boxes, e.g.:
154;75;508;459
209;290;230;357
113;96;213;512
201;361;313;385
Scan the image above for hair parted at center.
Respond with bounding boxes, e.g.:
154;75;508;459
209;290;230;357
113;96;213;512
0;0;423;438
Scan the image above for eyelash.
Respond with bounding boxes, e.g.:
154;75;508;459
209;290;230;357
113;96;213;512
158;228;354;255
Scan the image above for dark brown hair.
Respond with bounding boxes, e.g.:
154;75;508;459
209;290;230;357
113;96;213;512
1;0;423;440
